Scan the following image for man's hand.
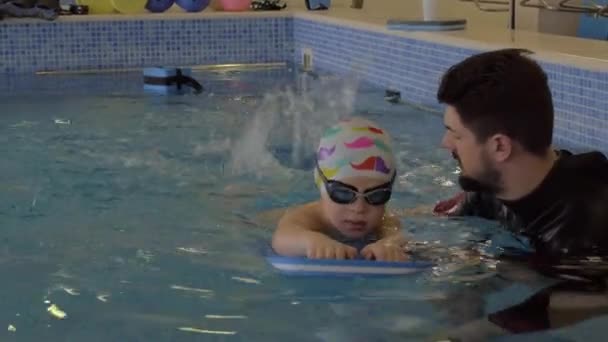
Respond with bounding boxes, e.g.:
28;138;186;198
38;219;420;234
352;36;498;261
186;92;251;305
434;192;466;216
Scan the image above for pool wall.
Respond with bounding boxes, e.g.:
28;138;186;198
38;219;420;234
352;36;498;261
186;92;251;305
292;15;608;153
0;11;606;153
0;14;293;73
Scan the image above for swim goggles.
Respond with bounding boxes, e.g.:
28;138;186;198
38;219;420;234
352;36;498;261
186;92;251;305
316;161;395;205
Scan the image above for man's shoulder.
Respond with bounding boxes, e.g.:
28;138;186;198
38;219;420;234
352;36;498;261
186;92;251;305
547;183;608;257
575;183;608;224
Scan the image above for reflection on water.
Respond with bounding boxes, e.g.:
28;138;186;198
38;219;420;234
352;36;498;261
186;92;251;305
431;256;608;342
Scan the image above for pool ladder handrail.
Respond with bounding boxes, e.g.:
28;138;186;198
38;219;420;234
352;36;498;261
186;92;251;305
459;0;510;12
520;0;608;17
462;0;608;17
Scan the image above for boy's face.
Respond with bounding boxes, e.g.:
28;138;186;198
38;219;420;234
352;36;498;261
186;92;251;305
320;176;389;239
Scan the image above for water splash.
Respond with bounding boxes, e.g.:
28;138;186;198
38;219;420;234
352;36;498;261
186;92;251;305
229;72;360;179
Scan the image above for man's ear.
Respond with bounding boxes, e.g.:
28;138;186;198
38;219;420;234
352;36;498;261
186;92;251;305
488;133;512;163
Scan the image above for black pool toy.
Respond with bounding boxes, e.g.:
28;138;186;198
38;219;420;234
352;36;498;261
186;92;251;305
143;67;204;95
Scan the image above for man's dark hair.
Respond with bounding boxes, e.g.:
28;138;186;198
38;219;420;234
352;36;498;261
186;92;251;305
437;48;554;156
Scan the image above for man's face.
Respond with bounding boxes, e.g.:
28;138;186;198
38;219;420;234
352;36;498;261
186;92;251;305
441;106;502;194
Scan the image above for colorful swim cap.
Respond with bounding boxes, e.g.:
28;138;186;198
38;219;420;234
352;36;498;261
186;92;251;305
314;117;396;187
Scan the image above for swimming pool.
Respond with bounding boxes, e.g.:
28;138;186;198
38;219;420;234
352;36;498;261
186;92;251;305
1;66;602;341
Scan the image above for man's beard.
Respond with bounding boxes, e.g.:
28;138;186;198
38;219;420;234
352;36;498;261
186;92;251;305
452;151;502;194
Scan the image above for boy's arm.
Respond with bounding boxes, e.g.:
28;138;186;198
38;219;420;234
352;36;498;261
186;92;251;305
272;201;358;260
360;212;408;261
271;202;323;256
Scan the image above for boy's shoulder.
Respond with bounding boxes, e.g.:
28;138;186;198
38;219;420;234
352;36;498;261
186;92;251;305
279;201;324;224
256;201;321;228
283;200;321;215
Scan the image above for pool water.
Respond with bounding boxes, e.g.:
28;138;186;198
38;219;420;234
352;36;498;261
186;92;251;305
0;67;602;341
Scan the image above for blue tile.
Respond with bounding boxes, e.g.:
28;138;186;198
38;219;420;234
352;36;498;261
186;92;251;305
1;14;607;153
0;17;293;73
292;17;608;153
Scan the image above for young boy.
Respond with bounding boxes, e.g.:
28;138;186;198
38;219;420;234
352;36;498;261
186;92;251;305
271;117;408;262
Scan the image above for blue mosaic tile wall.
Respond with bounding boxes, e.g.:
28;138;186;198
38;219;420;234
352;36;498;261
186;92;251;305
0;16;293;73
1;13;606;152
543;64;608;152
293;18;608;153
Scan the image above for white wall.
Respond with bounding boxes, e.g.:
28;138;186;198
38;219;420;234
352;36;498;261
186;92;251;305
65;0;578;35
285;0;582;36
287;0;533;29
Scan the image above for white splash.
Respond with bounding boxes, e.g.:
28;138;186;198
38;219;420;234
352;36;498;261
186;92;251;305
229;73;360;178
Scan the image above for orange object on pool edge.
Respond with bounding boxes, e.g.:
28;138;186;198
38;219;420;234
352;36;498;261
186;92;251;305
220;0;251;11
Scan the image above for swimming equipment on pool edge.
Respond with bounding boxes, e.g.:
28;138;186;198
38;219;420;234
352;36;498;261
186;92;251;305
111;0;147;14
305;0;330;10
176;0;211;12
266;253;434;277
146;0;174;12
143;67;204;94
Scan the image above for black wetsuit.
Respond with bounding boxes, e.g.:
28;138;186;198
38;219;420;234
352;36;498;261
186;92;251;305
456;150;608;260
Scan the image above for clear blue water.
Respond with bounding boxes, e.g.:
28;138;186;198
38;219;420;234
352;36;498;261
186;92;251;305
0;67;603;341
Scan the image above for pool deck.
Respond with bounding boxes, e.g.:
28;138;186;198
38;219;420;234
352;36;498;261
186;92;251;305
3;6;606;71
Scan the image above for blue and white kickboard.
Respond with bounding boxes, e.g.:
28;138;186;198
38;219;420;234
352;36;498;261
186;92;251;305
266;254;434;277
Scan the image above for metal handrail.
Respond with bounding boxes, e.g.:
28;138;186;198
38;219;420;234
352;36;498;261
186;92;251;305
463;0;608;30
559;0;608;16
520;0;560;10
460;0;510;11
520;0;608;15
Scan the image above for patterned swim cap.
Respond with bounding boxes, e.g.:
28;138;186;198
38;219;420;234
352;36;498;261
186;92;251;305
314;117;396;187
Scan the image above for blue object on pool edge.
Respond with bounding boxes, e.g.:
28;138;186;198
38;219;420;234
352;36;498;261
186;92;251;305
305;0;330;10
386;18;467;32
146;0;175;13
176;0;210;12
266;254;435;277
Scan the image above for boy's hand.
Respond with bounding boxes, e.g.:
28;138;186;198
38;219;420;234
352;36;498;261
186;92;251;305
306;234;358;260
361;241;407;262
